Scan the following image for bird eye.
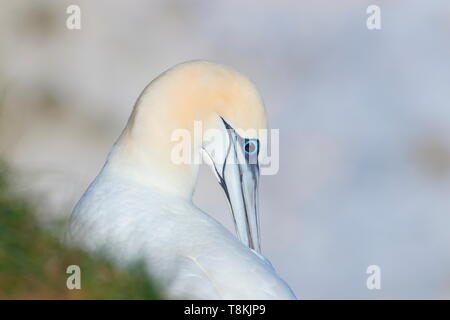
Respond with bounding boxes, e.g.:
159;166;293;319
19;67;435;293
244;139;258;155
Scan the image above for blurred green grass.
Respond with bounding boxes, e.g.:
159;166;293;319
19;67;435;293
0;160;162;299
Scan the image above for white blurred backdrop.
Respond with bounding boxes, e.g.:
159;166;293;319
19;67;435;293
1;0;450;298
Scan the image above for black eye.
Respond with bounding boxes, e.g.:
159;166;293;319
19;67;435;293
244;140;258;155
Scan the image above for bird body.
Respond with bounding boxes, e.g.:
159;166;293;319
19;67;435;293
69;61;296;299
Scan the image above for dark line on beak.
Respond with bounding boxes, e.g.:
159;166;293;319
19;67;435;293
238;161;255;251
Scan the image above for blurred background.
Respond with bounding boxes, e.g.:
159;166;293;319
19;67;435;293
1;0;450;299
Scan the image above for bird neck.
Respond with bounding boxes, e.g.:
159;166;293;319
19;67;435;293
105;126;200;200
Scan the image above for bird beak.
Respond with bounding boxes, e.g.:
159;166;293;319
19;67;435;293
221;137;261;254
202;119;261;253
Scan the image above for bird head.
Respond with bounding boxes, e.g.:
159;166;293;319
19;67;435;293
115;61;268;253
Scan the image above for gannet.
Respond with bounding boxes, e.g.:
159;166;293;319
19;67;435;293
68;61;296;299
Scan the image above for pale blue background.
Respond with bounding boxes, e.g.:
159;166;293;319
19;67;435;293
1;0;449;298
